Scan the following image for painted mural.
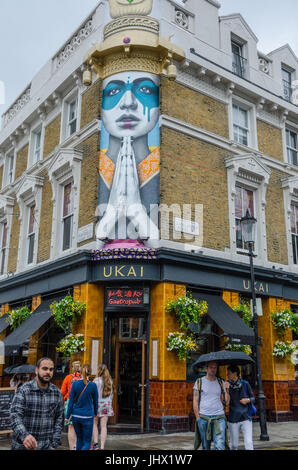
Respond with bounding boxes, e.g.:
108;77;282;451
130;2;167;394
97;71;160;241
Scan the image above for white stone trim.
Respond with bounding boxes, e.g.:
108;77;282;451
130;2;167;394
282;176;298;267
0;195;15;277
48;148;83;259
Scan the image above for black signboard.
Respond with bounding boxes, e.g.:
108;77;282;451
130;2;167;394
106;288;144;307
0;388;16;434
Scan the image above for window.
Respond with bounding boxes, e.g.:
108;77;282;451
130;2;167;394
282;67;292;102
291;204;298;264
0;223;7;275
27;205;35;265
233;104;249;146
7;152;14;185
235;186;255;249
62;183;73;251
286;129;298;166
33;128;42;163
67;99;78;137
232;41;246;78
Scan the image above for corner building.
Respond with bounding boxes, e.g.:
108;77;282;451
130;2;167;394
0;0;298;432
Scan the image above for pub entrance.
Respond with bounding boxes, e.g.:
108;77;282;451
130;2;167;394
107;314;148;432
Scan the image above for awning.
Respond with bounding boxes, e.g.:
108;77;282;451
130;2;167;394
3;299;53;356
191;293;255;346
0;314;9;334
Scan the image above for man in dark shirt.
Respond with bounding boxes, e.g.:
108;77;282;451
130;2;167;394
227;364;255;450
10;357;64;450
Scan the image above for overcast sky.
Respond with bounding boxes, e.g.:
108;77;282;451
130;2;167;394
1;0;298;123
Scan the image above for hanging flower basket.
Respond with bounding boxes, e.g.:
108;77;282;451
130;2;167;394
225;342;252;356
272;340;298;363
6;306;31;331
50;296;86;332
56;333;86;358
271;309;297;336
165;293;208;330
225;303;253;356
167;331;197;361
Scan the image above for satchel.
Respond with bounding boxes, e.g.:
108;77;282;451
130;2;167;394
74;382;89;404
242;380;257;420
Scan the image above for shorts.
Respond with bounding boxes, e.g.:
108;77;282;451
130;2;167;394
97;399;114;418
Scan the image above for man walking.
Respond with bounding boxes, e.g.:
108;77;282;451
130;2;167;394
227;364;255;450
10;357;64;450
193;361;230;450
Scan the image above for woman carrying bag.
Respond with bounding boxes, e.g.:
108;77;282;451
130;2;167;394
65;364;98;450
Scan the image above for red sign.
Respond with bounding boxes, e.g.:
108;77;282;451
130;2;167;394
106;288;144;306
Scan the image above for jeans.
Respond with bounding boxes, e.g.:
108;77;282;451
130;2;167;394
228;420;254;450
72;416;94;450
197;416;226;450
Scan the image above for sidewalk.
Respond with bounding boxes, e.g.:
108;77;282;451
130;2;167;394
0;422;298;450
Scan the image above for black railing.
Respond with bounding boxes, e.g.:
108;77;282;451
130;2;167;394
232;53;247;78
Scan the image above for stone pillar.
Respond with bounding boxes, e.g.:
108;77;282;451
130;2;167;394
149;282;190;432
72;283;104;368
259;297;295;421
0;304;9;385
27;296;43;366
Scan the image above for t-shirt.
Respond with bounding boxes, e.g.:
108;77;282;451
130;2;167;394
93;377;113;401
194;377;225;417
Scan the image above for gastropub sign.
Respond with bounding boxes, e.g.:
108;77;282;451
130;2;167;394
106;288;144;307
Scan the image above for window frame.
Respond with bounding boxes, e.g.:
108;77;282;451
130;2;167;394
61;182;74;252
235;185;256;251
231;39;247;78
229;97;258;150
286;128;298;167
0;222;8;275
61;89;81;143
27;204;36;265
6;149;15;186
282;66;293;102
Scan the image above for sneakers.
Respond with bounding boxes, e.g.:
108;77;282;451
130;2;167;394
91;443;99;450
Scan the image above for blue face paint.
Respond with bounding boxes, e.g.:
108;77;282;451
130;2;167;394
102;78;159;122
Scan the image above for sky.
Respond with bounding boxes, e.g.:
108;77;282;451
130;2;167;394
1;0;298;122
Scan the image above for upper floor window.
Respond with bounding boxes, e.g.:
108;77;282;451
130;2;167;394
27;204;35;265
33;128;42;164
67;98;78;137
232;40;246;78
7;151;15;185
286;129;298;166
62;182;73;251
291;204;298;264
233;104;249;146
235;185;255;250
282;67;292;102
0;222;7;275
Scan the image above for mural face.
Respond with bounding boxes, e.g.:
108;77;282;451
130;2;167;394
97;71;160;241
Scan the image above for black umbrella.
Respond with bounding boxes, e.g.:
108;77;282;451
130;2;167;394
192;350;254;370
4;364;22;374
5;364;36;375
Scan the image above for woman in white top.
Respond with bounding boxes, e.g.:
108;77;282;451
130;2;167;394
92;364;114;450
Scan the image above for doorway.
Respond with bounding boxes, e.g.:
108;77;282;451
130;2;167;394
107;315;147;431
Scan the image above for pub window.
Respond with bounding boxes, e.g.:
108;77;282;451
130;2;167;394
27;204;35;265
0;222;8;275
291;204;298;264
235;185;255;249
62;182;73;251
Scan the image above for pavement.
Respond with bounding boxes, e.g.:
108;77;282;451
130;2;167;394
0;421;298;451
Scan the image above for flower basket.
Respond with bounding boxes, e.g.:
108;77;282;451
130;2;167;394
167;331;197;361
56;333;86;358
225;304;253;356
165;294;208;330
6;306;31;331
271;309;296;336
50;296;86;332
272;340;298;363
225;342;252;356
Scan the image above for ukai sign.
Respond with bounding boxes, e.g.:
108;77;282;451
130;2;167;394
93;263;159;281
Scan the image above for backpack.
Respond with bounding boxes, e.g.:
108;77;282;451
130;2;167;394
242;380;257;420
196;376;227;407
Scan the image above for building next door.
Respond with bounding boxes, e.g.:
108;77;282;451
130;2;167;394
107;315;147;431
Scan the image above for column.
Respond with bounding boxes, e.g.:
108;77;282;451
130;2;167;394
27;296;43;366
0;304;9;386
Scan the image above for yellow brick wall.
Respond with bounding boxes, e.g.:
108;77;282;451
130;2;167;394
161;77;229;139
15;144;28;181
160;128;230;250
37;173;53;263
265;168;288;265
43;114;61;159
80;80;101;129
7;200;20;273
150;282;186;381
77;133;100;246
257;120;284;162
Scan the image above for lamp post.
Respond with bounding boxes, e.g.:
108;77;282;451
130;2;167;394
240;209;269;441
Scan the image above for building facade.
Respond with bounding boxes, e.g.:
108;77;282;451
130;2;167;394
1;0;298;432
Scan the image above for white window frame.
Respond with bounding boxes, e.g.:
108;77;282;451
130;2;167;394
234;185;256;251
231;38;247;78
225;154;271;263
0;221;8;275
5;149;15;186
26;204;36;265
61;89;81;142
28;124;44;167
0;195;15;277
282;177;298;268
61;182;74;252
282;66;293;102
229;96;258;150
285;127;298;167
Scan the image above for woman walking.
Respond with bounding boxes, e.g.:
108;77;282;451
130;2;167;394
65;364;98;451
92;364;114;450
61;361;82;450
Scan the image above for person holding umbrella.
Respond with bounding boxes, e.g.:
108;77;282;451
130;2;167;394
227;364;255;450
193;361;230;450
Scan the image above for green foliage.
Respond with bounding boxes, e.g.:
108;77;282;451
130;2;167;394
50;296;86;332
7;306;31;330
56;333;86;358
233;303;253;327
167;332;198;361
165;293;208;330
272;340;298;363
271;309;296;336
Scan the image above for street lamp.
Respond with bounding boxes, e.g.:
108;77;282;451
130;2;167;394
240;209;269;441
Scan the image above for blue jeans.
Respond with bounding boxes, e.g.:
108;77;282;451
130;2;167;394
197;416;226;450
72;417;94;450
